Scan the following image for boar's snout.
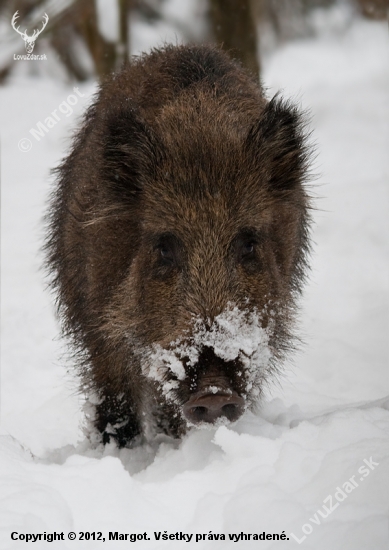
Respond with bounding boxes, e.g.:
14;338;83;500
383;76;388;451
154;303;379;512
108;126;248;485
183;390;245;425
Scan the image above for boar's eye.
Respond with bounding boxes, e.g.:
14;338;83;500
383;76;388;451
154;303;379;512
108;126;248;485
233;229;261;270
241;241;255;256
154;233;180;268
159;245;174;263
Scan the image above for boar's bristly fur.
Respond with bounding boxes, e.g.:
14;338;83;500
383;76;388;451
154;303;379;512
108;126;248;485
45;44;312;447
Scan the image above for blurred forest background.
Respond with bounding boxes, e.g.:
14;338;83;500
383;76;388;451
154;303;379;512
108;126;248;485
0;0;387;83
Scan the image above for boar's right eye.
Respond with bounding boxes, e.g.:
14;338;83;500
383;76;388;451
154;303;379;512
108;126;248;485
154;233;180;268
159;245;174;264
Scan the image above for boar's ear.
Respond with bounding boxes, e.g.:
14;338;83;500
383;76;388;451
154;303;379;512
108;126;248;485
102;105;163;200
246;96;309;192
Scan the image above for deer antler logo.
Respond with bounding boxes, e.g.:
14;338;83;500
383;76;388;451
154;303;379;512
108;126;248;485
11;11;49;54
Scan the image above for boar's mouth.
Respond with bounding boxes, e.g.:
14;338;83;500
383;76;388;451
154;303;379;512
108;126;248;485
144;344;255;427
141;305;273;427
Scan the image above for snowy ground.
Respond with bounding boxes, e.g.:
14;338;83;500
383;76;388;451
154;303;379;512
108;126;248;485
1;9;388;550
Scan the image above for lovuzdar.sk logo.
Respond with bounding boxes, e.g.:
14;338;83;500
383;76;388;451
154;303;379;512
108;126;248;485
11;10;48;59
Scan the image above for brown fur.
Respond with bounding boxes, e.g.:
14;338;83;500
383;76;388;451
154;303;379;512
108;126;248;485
45;45;312;446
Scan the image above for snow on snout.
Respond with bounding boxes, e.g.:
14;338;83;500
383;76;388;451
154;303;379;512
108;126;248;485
192;306;272;367
142;305;272;398
146;346;187;382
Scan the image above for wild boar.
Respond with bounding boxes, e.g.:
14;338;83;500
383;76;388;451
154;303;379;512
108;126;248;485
45;44;311;447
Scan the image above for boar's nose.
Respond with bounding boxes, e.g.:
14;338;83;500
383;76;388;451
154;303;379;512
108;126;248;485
183;391;245;425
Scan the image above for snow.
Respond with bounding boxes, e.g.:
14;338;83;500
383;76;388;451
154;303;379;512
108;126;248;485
96;0;119;43
1;9;388;550
130;0;209;56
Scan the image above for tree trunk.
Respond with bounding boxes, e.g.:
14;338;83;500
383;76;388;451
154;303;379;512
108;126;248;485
357;0;388;19
209;0;260;78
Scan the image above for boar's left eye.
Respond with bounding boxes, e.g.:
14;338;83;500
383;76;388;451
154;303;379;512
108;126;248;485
242;241;255;256
233;229;261;268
